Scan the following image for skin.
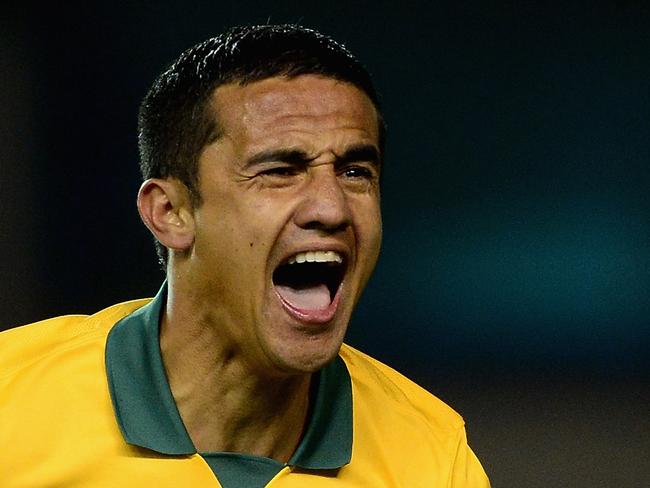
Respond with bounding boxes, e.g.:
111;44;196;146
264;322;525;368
137;74;382;460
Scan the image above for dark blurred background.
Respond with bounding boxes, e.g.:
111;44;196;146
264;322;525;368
2;1;648;486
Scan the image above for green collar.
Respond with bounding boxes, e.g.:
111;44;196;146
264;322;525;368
105;284;352;470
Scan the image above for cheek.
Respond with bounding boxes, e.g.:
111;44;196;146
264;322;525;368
367;222;383;266
193;198;252;266
354;203;383;259
248;193;295;236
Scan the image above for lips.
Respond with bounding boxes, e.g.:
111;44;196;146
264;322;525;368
272;250;346;324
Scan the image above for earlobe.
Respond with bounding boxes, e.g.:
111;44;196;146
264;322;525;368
137;178;195;252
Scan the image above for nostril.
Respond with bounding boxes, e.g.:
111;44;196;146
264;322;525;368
294;190;352;231
300;219;349;233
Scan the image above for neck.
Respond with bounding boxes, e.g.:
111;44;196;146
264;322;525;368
159;286;312;462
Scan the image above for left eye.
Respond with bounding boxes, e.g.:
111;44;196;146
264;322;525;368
342;166;373;179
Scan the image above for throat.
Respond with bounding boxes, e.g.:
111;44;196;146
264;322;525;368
179;371;312;462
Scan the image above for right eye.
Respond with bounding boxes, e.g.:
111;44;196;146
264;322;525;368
260;166;298;177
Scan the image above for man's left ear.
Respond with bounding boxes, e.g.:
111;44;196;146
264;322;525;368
137;178;195;252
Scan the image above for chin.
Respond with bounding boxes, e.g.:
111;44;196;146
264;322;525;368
270;338;343;375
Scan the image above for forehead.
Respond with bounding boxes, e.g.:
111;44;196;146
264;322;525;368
208;75;380;146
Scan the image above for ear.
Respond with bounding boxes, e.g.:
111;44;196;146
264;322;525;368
137;178;195;252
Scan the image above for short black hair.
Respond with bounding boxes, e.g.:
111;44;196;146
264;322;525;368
138;24;384;266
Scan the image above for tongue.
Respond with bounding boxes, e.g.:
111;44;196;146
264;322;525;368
275;284;331;310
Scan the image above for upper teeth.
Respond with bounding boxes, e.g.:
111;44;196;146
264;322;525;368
287;250;343;265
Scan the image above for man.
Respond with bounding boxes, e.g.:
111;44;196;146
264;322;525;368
0;25;490;487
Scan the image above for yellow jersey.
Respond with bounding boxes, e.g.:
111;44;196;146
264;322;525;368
0;286;489;487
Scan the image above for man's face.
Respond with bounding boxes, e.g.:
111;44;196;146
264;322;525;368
186;74;382;376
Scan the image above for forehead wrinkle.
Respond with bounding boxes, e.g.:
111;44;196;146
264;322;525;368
240;80;375;126
244;97;365;133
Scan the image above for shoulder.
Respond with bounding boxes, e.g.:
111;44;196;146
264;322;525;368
0;299;155;478
337;344;487;485
340;343;464;433
0;299;151;380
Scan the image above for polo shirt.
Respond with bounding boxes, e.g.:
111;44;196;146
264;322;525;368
0;285;490;487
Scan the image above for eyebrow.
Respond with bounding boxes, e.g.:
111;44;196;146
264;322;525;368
244;144;381;169
338;144;381;168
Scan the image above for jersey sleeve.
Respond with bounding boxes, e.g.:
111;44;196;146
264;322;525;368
449;426;491;488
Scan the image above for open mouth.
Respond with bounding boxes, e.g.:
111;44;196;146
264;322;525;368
272;251;346;313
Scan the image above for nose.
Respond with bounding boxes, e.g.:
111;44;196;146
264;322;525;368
293;165;352;232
